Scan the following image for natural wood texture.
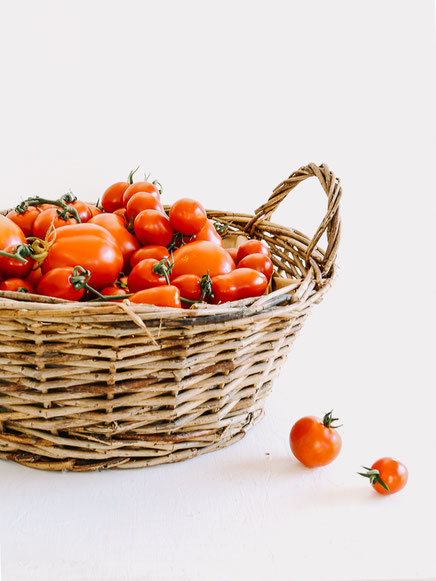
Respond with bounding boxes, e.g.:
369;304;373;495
0;163;341;471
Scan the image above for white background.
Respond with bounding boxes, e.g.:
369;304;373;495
0;1;435;580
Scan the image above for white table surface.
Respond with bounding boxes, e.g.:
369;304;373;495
0;2;435;580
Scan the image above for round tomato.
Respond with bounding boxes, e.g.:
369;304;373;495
0;244;35;279
68;200;92;222
0;215;26;249
130;246;169;268
193;219;224;247
26;266;43;288
123;182;160;207
236;239;270;264
0;278;34;293
126;192;164;221
359;458;408;495
89;213;141;272
37;267;86;301
290;411;342;468
99;286;130;301
128;258;168;293
32;208;78;239
42;224;123;290
211;268;267;303
171;241;235;279
169;198;207;236
101;181;130;213
226;247;239;263
237;253;273;281
6;206;42;237
172;274;202;304
134;210;174;247
130;285;181;308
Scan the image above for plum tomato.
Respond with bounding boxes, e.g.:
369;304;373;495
130;285;181;308
123;182;160;207
37;267;86;301
226;247;239;263
0;215;27;249
192;219;224;247
32;208;78;239
89;213;141;272
126;192;164;221
101;181;131;213
211;268;267;303
128;258;169;293
0;278;35;293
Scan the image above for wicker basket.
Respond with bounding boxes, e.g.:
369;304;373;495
0;163;341;471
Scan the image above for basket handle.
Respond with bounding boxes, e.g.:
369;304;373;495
245;162;342;274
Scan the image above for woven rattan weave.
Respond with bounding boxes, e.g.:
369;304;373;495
0;163;341;471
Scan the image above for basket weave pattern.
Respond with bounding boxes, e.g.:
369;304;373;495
0;163;341;471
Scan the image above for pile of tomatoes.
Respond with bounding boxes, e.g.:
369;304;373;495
0;173;274;308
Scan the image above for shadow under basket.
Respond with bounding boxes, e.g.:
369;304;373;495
0;163;342;471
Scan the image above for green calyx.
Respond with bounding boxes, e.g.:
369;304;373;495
167;232;194;252
323;410;342;429
152;257;174;285
70;266;92;290
358;467;390;492
15;193;82;224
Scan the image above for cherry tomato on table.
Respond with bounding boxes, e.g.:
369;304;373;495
290;411;342;468
359;458;408;495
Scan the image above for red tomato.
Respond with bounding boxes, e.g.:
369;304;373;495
6;206;42;237
226;247;239;262
99;286;130;301
26;267;43;288
87;204;103;218
169;198;207;236
0;278;34;293
236;239;270;264
89;213;141;272
42;224;123;290
32;208;78;239
237;253;273;281
360;458;408;495
211;268;267;303
101;181;130;213
68;200;92;222
134;210;174;247
37;267;85;301
130;285;181;308
192;219;224;247
126;192;164;221
171;241;235;279
0;215;26;249
0;244;34;279
130;246;169;269
113;208;128;223
128;258;168;293
290;411;342;468
123;182;160;207
172;274;202;304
